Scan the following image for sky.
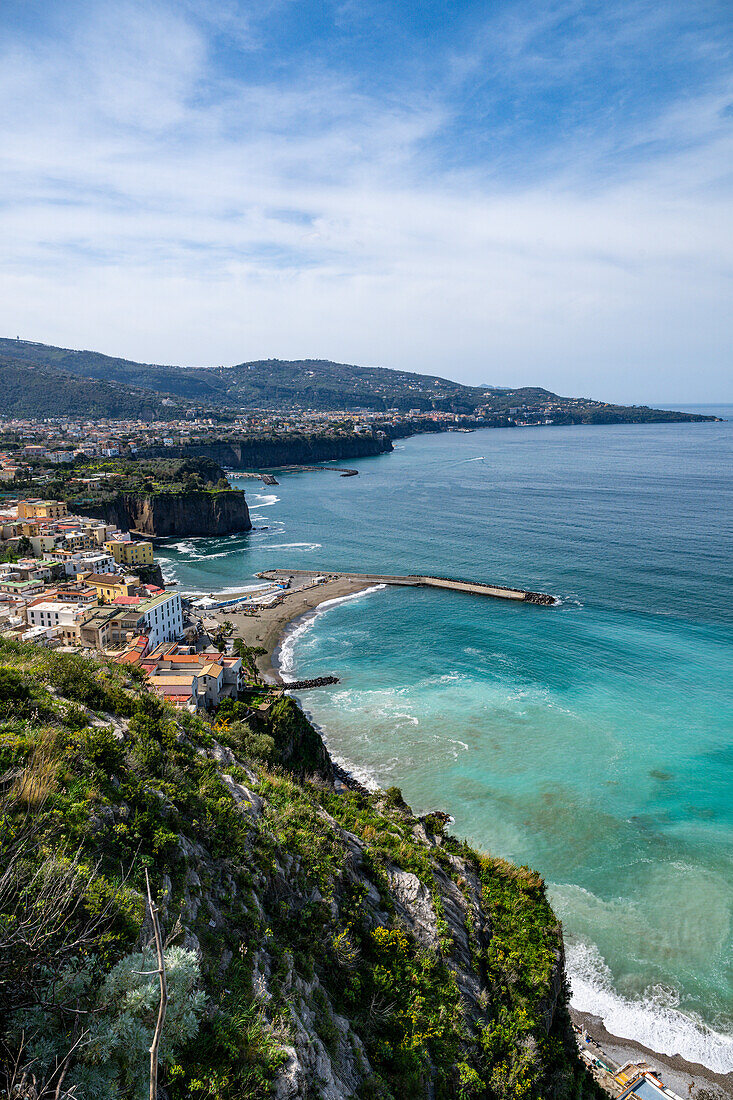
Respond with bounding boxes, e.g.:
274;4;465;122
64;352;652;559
1;0;732;403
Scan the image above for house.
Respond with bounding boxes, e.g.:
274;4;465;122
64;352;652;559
142;647;244;709
0;578;44;597
25;601;83;643
17;499;68;521
104;539;154;567
29;533;60;556
147;673;199;711
74;552;117;575
85;574;137;602
78;607;116;651
617;1074;683;1100
133;592;183;649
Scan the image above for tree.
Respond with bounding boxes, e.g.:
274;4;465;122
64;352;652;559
232;639;266;679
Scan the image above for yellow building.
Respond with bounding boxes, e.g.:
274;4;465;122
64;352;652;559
83;574;137;603
104;540;154;567
17;499;68;520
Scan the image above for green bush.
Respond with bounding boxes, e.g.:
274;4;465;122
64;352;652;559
0;666;32;716
47;654;107;710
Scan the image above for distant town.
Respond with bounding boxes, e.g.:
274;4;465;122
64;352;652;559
0;389;625;467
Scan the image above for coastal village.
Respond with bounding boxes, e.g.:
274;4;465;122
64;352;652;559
0;494;256;714
0;390;603;470
2;0;728;1089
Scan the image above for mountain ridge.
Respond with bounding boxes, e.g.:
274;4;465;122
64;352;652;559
0;337;718;423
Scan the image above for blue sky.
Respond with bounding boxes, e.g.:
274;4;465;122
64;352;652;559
1;0;732;401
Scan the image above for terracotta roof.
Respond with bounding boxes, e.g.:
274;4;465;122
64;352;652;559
149;674;198;686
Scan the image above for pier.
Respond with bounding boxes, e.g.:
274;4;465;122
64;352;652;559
257;569;555;605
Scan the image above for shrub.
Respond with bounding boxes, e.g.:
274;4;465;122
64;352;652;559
47;654;107;710
0;665;32;716
217;719;275;762
87;945;206;1098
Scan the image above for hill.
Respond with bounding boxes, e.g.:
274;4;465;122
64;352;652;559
0;639;602;1098
0;338;718;423
0;355;203;421
0;338;226;404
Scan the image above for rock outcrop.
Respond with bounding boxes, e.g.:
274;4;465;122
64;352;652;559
81;488;252;537
138;430;393;469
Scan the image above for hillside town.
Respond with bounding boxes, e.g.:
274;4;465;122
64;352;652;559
0;394;609;473
0;494;252;713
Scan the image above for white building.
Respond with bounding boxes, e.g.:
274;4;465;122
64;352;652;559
74;552;117;574
138;592;183;649
26;601;81;632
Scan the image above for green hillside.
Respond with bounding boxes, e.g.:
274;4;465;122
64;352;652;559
0;338;224;403
0;338;718;423
0;639;601;1099
0;356;199;420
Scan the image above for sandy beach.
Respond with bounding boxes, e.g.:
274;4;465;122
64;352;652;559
207;573;380;682
570;1008;733;1099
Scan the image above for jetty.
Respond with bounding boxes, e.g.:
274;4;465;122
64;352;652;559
257;569;555;605
274;464;359;477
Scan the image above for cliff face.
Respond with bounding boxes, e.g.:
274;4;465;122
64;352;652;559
82;489;252;537
139;430;393;469
0;646;602;1100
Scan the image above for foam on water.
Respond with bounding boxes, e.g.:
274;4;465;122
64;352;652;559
275;585;386;679
566;940;733;1073
260;542;322;552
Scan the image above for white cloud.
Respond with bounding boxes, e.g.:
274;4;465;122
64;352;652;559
0;0;731;401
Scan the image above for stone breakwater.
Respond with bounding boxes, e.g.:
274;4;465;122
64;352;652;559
259;568;557;605
281;675;340;690
413;574;556;604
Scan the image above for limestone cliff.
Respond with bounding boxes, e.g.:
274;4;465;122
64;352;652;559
0;647;603;1100
138;430;393;469
81;488;252;537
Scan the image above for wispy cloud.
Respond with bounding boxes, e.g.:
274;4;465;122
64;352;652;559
0;0;731;400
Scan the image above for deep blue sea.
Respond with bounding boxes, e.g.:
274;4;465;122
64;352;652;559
158;409;733;1072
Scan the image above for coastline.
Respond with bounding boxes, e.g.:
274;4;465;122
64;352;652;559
203;574;733;1095
207;573;381;682
570;1009;733;1099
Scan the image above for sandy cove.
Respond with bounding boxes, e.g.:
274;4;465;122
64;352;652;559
207;574;380;682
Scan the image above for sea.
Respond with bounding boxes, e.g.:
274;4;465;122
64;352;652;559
157;406;733;1074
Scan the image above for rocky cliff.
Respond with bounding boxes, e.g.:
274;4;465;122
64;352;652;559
80;488;252;537
138;430;393;469
0;645;603;1100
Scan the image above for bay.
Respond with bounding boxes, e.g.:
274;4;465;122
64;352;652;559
158;410;733;1071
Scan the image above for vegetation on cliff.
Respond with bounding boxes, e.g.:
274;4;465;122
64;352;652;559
8;456;252;538
0;639;602;1099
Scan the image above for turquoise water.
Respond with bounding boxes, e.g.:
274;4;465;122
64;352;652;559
158;413;733;1071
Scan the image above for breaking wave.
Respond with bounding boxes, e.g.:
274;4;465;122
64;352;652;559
275;585;387;679
566;940;733;1073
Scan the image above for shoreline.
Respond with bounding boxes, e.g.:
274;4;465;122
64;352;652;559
203;575;733;1094
206;572;381;682
570;1009;733;1098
